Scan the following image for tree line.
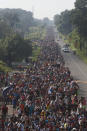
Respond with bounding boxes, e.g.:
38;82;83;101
0;9;35;67
0;9;50;67
54;0;87;55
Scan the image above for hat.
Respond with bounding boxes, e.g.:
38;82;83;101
72;128;77;131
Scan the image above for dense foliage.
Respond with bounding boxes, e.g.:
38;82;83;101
0;9;35;34
54;0;87;55
0;9;37;68
0;34;32;66
0;8;51;70
54;10;73;35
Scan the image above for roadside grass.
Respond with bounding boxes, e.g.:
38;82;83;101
0;61;11;72
76;50;87;64
32;45;41;62
60;32;87;65
70;43;87;64
70;43;77;51
25;27;46;40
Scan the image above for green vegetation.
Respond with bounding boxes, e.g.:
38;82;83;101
0;9;35;35
25;26;46;40
54;0;87;63
0;61;11;72
77;50;87;64
0;34;32;66
32;45;41;62
54;10;73;35
0;8;49;72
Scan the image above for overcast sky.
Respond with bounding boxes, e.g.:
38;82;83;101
0;0;76;19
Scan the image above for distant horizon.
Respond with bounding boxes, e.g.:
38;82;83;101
0;7;74;20
0;0;75;19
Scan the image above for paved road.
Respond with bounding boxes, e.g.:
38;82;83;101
57;38;87;100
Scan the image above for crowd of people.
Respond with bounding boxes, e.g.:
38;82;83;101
0;31;87;131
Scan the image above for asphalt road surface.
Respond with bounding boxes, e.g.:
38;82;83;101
57;37;87;100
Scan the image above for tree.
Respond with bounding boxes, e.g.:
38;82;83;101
75;0;87;9
6;34;32;66
4;12;19;27
54;10;73;35
71;0;87;50
0;9;35;34
73;0;87;37
0;20;12;39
